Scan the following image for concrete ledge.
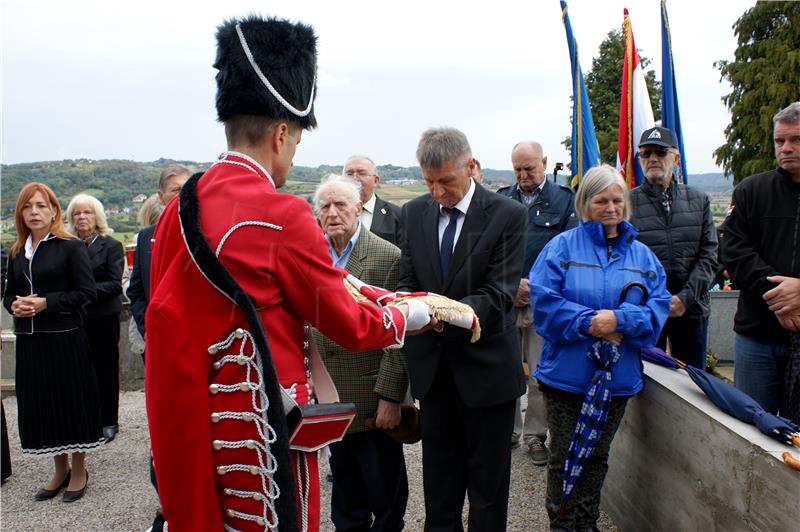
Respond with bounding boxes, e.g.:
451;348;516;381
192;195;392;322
709;290;739;362
601;361;799;531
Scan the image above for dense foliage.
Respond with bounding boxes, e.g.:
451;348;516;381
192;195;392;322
714;2;800;183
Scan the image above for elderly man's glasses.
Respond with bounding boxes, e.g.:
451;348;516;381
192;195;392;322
344;170;376;178
638;148;669;159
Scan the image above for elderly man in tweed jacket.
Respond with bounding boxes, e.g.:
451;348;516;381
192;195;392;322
312;175;409;532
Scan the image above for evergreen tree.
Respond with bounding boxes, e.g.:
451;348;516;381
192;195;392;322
714;2;800;183
563;28;661;167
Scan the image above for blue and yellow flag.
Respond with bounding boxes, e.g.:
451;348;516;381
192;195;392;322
560;0;601;189
661;0;688;183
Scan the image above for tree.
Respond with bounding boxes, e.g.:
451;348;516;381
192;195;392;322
714;2;800;183
563;28;661;167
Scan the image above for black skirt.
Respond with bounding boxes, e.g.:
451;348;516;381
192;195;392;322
15;328;104;456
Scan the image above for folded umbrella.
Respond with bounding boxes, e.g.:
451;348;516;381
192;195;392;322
560;281;650;505
561;340;621;506
641;347;800;446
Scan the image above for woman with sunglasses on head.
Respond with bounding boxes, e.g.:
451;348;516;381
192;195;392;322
66;194;125;443
3;183;102;503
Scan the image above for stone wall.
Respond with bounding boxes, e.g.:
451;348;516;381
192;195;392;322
601;362;799;531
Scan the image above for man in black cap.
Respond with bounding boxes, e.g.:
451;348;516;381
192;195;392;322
145;15;430;532
629;126;718;369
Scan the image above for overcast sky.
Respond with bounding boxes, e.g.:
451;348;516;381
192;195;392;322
2;0;755;173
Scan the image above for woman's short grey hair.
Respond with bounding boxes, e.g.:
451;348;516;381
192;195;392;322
416;127;472;169
137;193;164;227
312;174;362;214
159;164;194;191
66;193;113;236
773;101;800;125
574;164;631;222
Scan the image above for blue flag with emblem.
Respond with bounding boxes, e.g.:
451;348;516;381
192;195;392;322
560;0;602;190
661;0;688;183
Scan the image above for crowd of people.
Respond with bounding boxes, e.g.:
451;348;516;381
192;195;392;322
1;13;798;532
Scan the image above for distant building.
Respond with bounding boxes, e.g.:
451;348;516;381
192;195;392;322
386;178;420;186
132;194;148;203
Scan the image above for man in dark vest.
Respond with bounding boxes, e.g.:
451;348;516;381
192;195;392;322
629;126;718;369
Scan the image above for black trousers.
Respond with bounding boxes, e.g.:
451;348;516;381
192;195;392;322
329;429;408;532
419;363;516;532
85;313;120;428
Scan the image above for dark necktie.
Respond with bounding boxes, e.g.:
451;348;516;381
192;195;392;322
440;207;460;277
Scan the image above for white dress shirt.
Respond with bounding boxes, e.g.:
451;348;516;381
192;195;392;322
360;194;376;230
437;178;477;252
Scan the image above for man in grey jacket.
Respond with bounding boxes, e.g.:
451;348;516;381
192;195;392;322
629;127;718;369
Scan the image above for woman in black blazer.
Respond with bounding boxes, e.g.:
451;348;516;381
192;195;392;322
66;194;125;443
3;183;102;502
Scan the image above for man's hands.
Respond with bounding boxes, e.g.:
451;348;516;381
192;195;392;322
765;276;800;332
764;276;800;316
668;295;686;318
515;278;530;308
11;294;46;318
588;309;623;346
374;399;401;430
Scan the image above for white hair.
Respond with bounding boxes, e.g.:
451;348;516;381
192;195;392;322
313;174;362;214
574;165;631;222
66;193;113;236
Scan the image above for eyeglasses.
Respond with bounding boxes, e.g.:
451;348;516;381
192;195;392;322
638;148;669;159
344;170;376;178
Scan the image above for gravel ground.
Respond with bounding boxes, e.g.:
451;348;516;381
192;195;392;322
1;391;616;531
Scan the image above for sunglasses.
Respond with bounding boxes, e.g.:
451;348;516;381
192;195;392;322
638;148;669;159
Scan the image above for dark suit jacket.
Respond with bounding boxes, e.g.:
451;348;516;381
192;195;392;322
85;234;125;319
369;195;403;247
313;229;408;433
126;224;155;336
398;182;528;408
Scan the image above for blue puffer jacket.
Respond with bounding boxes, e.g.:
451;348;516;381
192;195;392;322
530;220;670;396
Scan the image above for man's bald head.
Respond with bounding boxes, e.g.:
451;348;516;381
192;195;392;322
511;141;548;193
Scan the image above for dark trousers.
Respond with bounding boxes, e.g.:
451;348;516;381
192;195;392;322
329;429;408;532
419;363;516;532
657;315;709;370
85;313;121;427
543;390;629;532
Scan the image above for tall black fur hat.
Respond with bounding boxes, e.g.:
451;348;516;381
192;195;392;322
214;15;318;129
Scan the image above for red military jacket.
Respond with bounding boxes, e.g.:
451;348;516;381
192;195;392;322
145;152;407;531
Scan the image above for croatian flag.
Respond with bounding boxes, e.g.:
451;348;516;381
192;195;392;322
617;8;655;189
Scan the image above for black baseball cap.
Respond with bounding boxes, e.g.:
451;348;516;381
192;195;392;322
639;126;677;149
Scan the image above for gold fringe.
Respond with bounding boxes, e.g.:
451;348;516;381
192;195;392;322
344;279;481;342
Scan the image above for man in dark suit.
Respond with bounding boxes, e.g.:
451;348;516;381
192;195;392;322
127;164;192;339
398;127;528;531
344;155;403;246
312;175;409;532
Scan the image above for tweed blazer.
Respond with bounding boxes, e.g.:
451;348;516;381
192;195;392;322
313;227;408;433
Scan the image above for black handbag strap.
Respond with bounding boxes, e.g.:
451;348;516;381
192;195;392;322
177;172;299;532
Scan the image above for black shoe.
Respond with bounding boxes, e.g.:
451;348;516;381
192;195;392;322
35;470;71;501
62;471;88;503
103;425;118;443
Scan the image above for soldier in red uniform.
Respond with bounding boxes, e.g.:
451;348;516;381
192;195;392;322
144;16;430;532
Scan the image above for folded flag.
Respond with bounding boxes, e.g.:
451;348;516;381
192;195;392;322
343;273;481;343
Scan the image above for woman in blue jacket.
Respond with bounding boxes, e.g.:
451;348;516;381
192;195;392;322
530;165;670;531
